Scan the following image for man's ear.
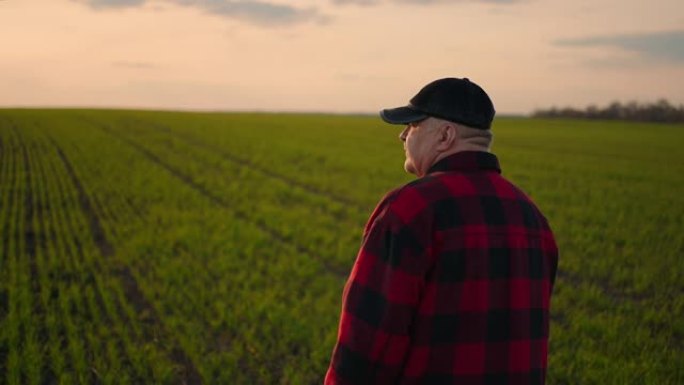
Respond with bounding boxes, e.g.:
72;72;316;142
436;122;457;151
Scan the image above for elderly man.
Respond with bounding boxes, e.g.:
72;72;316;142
325;78;558;384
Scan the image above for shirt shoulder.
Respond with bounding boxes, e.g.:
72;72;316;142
372;176;445;228
387;171;483;210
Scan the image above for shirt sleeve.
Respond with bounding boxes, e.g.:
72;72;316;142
325;189;434;384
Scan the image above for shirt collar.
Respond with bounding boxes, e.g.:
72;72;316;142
427;151;501;175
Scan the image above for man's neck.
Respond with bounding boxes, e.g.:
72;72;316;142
432;145;489;167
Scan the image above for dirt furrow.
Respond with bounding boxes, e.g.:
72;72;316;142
50;137;203;385
41;134;136;383
0;123;19;384
16;129;58;385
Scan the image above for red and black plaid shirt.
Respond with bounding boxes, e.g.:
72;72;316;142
326;151;558;385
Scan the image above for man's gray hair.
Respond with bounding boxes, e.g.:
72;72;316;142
456;122;494;149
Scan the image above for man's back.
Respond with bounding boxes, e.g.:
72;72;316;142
402;151;557;383
326;151;558;384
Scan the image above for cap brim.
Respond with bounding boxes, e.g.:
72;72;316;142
380;106;428;125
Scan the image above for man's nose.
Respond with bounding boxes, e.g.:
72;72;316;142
399;127;409;141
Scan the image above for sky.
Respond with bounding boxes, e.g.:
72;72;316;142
1;0;683;114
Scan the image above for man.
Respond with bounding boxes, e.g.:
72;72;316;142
325;78;558;384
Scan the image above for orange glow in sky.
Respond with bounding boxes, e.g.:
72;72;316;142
1;0;683;114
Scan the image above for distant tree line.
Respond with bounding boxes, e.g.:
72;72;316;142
532;99;684;124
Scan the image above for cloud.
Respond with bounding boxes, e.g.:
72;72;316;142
78;0;323;26
331;0;380;5
394;0;518;3
189;1;320;25
84;0;146;8
331;0;521;6
555;30;684;64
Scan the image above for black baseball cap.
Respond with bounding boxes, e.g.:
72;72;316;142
380;77;495;129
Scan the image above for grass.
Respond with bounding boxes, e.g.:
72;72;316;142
0;109;682;384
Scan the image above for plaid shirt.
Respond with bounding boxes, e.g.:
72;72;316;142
326;151;558;385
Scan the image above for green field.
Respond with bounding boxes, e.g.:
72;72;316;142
0;109;682;384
